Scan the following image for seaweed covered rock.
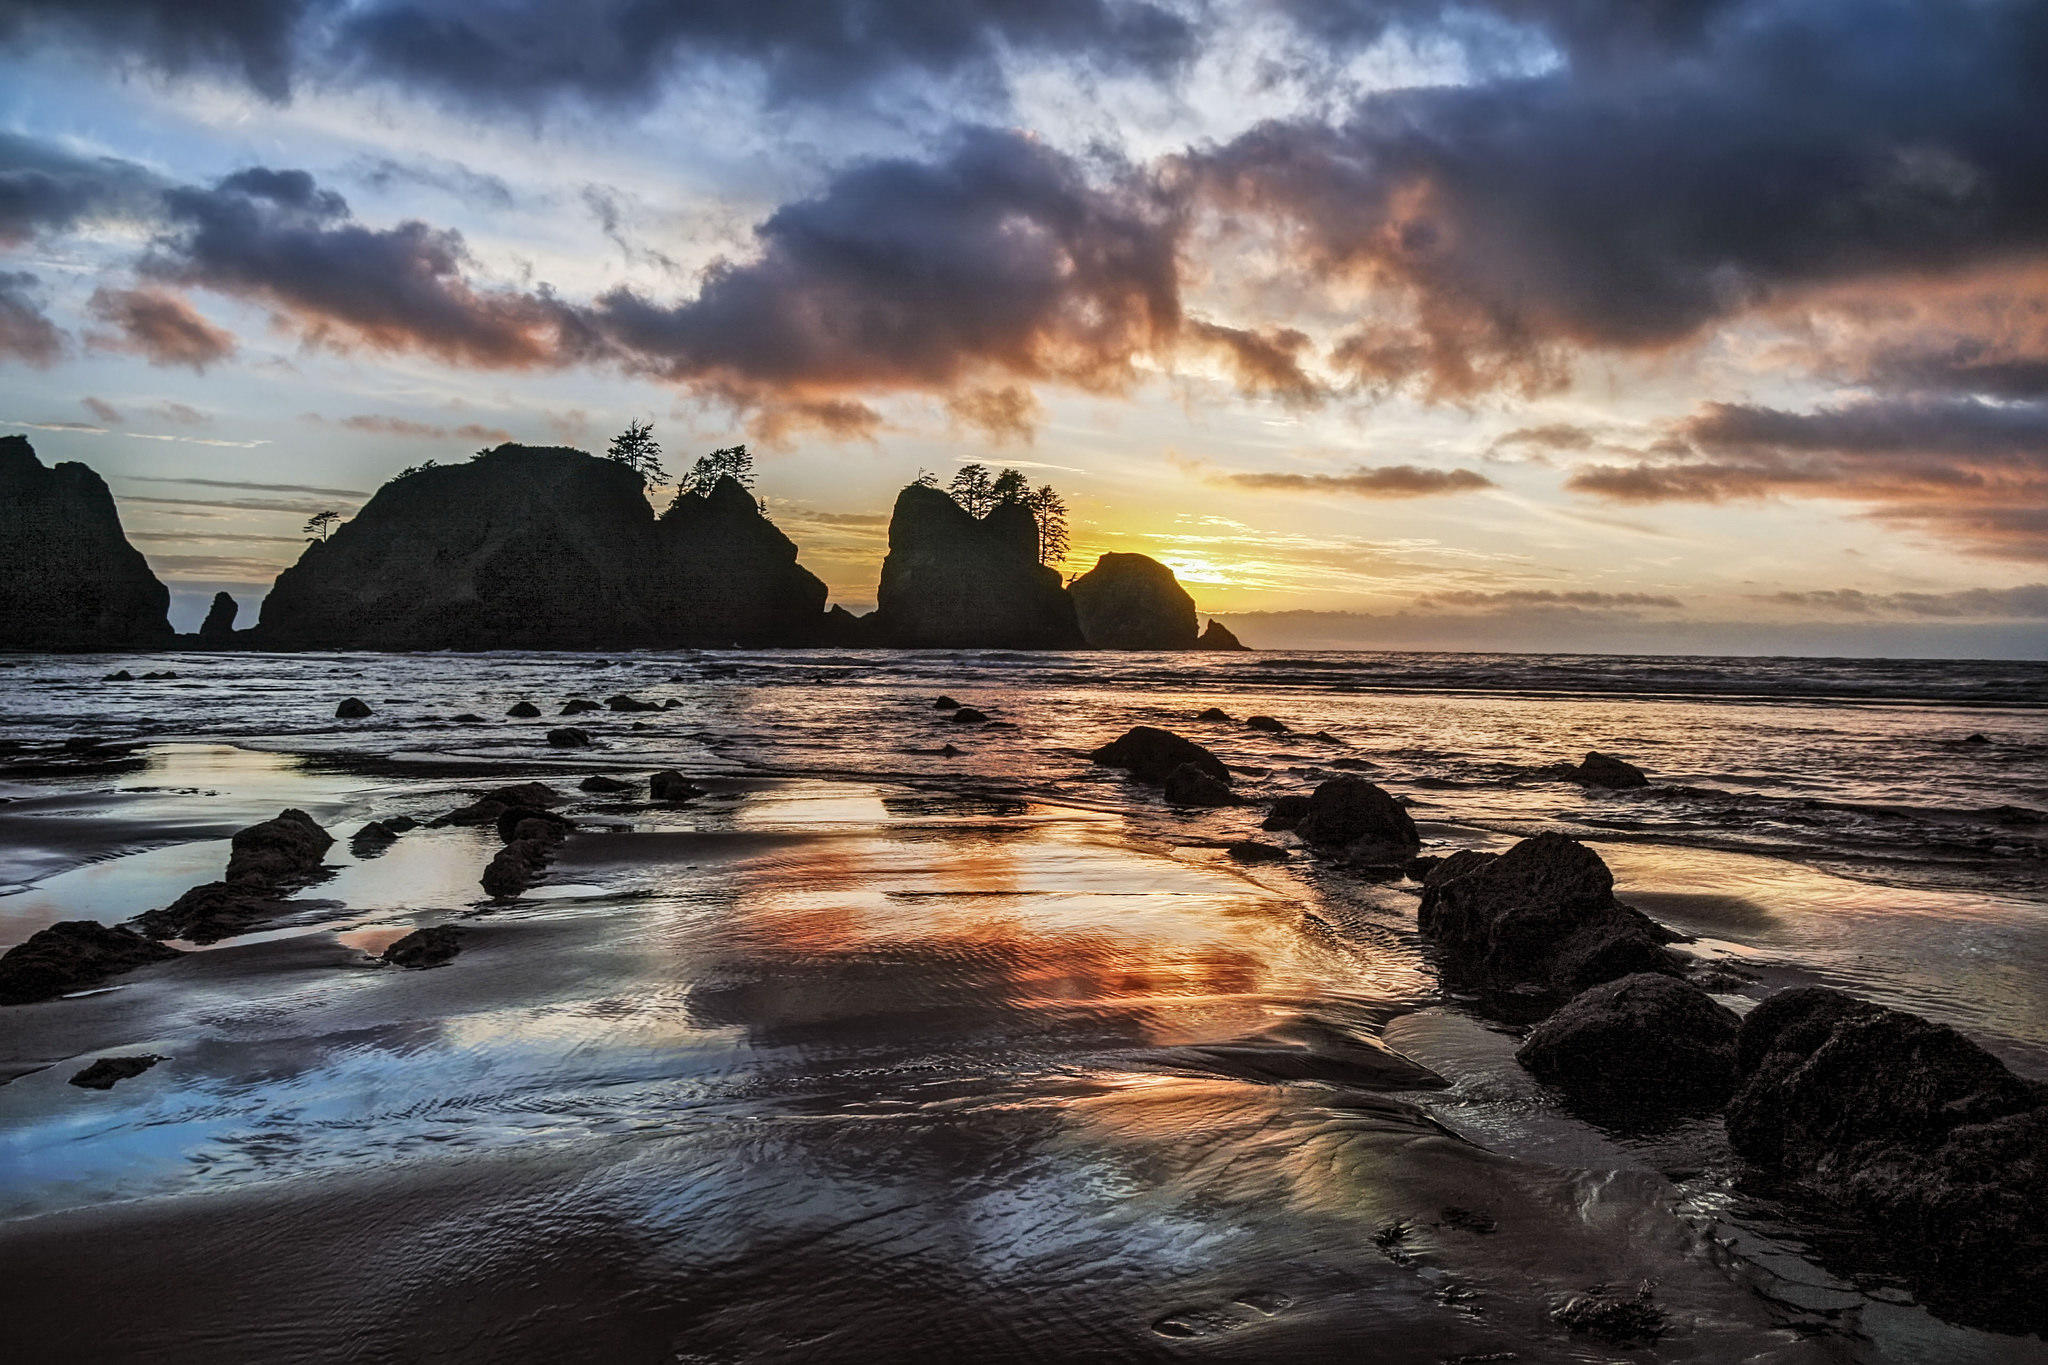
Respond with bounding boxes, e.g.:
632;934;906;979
1416;833;1681;997
0;436;173;650
872;483;1081;649
1067;553;1198;650
1517;973;1739;1111
1727;987;2048;1335
1090;727;1230;786
1294;776;1419;860
0;921;181;1005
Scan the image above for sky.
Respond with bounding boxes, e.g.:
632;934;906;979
1;0;2044;657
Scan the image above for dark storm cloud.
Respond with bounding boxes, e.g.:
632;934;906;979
86;286;238;370
590;128;1180;399
0;130;165;245
0;271;63;365
1186;0;2048;394
1222;464;1493;496
1566;397;2048;561
0;0;1194;111
1270;0;1745;67
1762;585;2048;619
147;166;605;367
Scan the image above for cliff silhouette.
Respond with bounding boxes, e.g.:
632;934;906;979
0;435;173;651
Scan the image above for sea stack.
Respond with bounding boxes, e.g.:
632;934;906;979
872;483;1082;649
253;444;830;649
198;591;238;644
0;435;173;650
1067;552;1199;649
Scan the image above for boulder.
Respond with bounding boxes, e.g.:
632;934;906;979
605;694;659;712
224;809;333;884
0;921;181;1004
351;820;401;854
1195;707;1234;723
1516;973;1739;1110
1262;794;1312;830
1245;715;1289;734
1562;751;1649;789
1727;987;2048;1335
934;696;961;710
251;447;829;649
1294;776;1418;859
547;726;592;747
1416;833;1682;997
0;436;174;650
335;698;372;719
481;839;551;898
495;807;570;844
1163;763;1238;806
381;925;463;969
1226;840;1288;863
871;483;1082;648
507;701;542;718
579;775;635;794
561;698;602;715
69;1055;166;1090
650;770;705;802
1090;727;1230;786
198;591;238;644
952;707;989;724
1067;553;1199;649
1197;618;1248;650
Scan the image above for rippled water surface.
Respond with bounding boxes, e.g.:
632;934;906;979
0;649;2044;1362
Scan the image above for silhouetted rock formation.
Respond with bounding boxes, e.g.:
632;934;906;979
1728;987;2048;1335
873;484;1081;648
69;1055;166;1089
1416;833;1683;997
135;809;335;943
0;436;172;650
1198;619;1247;650
198;591;238;644
1517;973;1739;1112
1068;552;1197;649
382;925;463;969
1554;751;1650;788
254;445;828;650
0;921;181;1005
1294;775;1418;861
1090;726;1230;786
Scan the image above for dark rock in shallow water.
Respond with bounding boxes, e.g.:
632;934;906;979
381;925;463;969
1245;714;1289;734
649;770;705;802
1195;707;1234;723
1163;763;1238;807
1516;973;1739;1112
251;447;827;649
1294;776;1419;859
1963;732;1991;745
1261;794;1311;831
506;701;541;718
560;698;601;716
225;809;333;885
1727;986;2048;1336
351;820;401;854
0;436;174;650
481;839;551;898
449;713;486;724
1226;840;1287;863
103;669;134;681
1552;1286;1666;1345
334;698;372;720
1067;552;1199;649
872;483;1081;648
579;775;635;794
933;696;961;710
952;706;989;724
198;591;238;644
547;726;592;748
1417;833;1682;997
495;807;570;844
1197;618;1248;650
0;921;181;1004
1090;727;1230;787
1559;751;1648;789
68;1055;165;1090
605;694;658;712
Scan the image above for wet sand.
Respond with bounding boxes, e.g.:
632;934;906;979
2;683;2045;1361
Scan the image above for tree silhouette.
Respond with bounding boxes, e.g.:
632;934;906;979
304;510;340;542
606;420;667;487
679;444;754;497
948;463;995;516
1027;485;1068;567
990;467;1029;506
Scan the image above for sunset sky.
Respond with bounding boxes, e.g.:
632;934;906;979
2;0;2044;655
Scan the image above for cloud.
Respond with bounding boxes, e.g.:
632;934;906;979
351;155;516;210
1186;319;1325;404
86;286;238;370
129;530;306;545
148;401;208;425
0;0;315;100
1762;585;2048;619
124;493;353;516
146;167;601;367
128;475;369;497
1183;0;2048;395
310;413;513;442
0;129;167;245
1565;396;2048;559
1221;464;1494;496
0;271;63;365
82;397;124;424
946;386;1041;445
1420;588;1683;610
